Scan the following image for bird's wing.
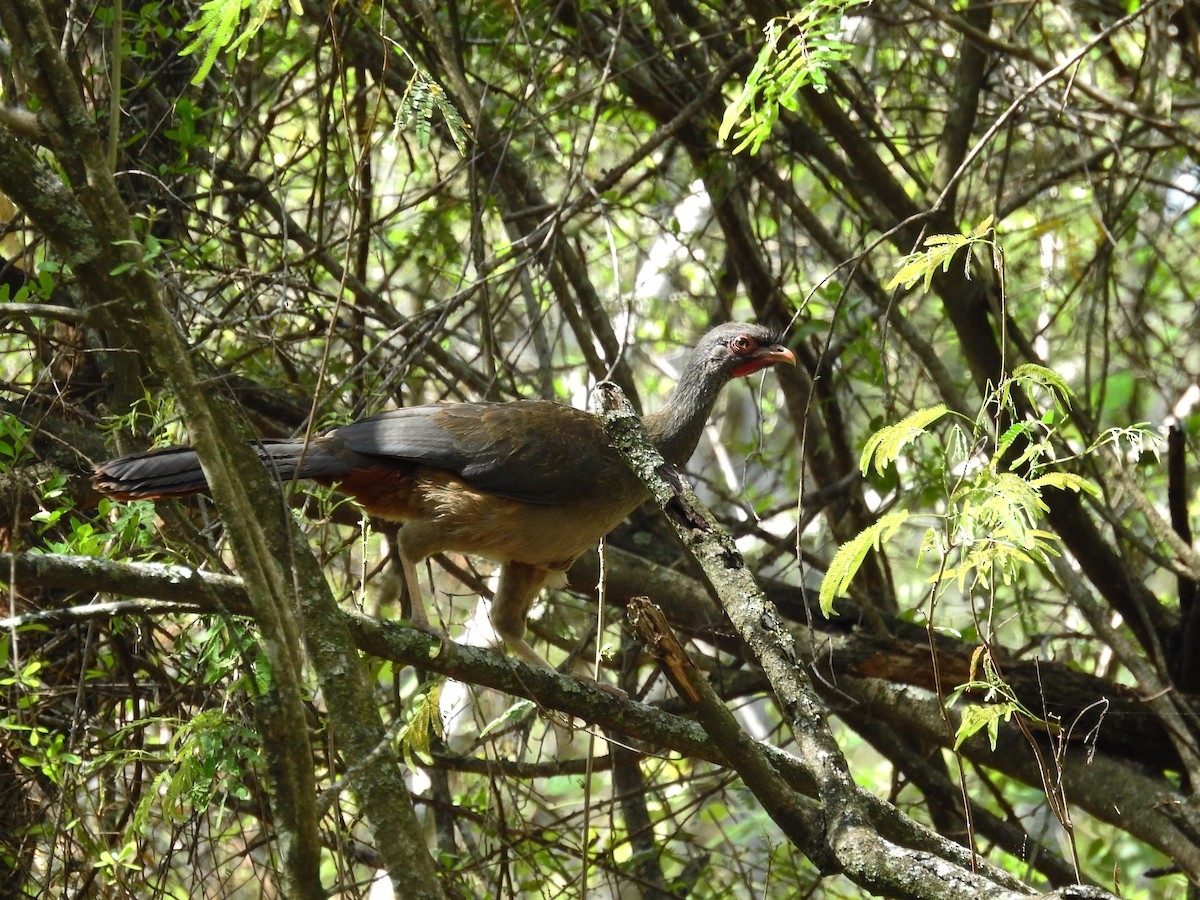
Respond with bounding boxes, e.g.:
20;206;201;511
329;401;633;505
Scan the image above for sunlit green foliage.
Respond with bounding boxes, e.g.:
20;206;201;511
822;315;1126;616
720;1;869;154
3;0;1199;894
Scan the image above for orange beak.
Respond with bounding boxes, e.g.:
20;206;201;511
731;342;796;377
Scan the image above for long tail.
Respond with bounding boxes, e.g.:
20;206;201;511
92;440;352;500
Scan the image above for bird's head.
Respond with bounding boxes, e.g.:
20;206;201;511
644;322;795;464
645;322;795;464
699;323;797;379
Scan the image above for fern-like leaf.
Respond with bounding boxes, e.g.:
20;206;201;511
1008;362;1075;415
720;2;867;156
859;404;948;476
1029;472;1101;497
395;69;472;156
887;215;994;293
993;421;1031;462
820;510;908;614
479;699;536;738
396;682;443;767
180;0;274;85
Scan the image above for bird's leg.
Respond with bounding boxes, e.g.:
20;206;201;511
492;565;625;697
398;552;433;631
491;562;555;670
395;524;448;642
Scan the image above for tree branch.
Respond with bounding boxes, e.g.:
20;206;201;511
0;3;442;890
592;382;1052;899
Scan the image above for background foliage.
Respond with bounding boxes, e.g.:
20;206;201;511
3;0;1200;896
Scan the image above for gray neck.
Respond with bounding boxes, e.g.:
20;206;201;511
643;354;727;468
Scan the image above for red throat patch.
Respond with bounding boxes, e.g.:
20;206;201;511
730;359;771;378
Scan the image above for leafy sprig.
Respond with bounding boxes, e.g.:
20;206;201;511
817;241;1135;616
887;215;995;293
180;0;300;85
720;2;867;155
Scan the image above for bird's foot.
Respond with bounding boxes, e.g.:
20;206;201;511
407;619;450;657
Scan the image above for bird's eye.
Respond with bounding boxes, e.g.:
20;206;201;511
731;334;755;354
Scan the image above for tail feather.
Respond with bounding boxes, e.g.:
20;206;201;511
92;440;351;500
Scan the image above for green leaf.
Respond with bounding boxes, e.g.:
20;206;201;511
993;421;1030;462
1009;363;1075;413
970;214;995;238
1028;472;1101;498
859;404;949;475
396;681;444;767
819;510;909;614
886;216;995;292
954;701;1014;751
479;698;536;738
180;0;274;85
720;3;868;156
394;67;472;156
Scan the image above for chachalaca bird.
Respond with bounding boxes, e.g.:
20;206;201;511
92;322;795;670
